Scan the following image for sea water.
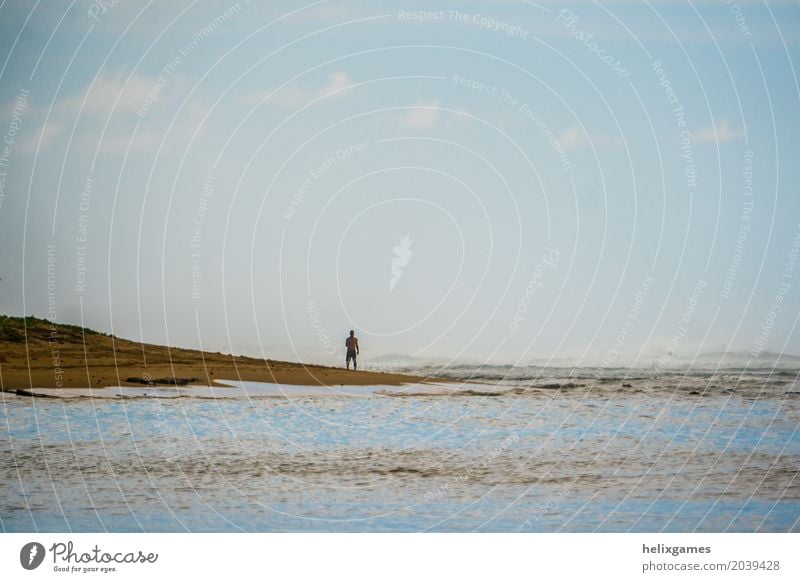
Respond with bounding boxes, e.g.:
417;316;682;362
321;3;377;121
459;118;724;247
1;367;798;532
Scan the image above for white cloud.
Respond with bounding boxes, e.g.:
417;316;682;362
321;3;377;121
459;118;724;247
17;121;64;154
237;71;353;109
1;95;32;120
319;71;351;96
86;128;160;155
557;127;587;151
92;98;210;156
13;71;157;154
57;71;157;117
555;126;625;151
18;69;205;156
694;120;744;143
402;102;439;130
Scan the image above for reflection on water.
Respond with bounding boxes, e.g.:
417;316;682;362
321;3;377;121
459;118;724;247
1;378;799;532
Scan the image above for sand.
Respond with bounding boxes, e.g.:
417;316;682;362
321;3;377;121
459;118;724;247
0;316;426;390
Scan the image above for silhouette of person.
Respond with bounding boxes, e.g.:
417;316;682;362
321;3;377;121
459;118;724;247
345;330;359;370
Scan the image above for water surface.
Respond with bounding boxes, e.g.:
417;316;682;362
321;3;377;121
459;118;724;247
2;372;798;532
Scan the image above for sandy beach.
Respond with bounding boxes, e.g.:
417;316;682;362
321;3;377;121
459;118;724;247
0;315;424;390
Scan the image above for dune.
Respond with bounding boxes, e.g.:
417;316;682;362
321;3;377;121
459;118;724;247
0;315;424;390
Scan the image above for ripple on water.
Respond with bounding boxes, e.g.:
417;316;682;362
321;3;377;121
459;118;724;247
1;387;798;531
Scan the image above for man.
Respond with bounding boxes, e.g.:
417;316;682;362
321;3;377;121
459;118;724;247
345;330;359;370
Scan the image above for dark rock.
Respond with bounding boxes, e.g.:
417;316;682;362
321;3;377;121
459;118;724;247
126;376;198;386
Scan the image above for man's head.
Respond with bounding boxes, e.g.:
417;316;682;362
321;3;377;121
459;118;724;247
349;330;355;337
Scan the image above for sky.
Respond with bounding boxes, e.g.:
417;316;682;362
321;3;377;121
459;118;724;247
0;0;798;367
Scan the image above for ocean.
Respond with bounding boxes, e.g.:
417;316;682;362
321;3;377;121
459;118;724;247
1;363;799;532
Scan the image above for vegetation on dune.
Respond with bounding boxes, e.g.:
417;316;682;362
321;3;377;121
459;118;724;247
0;315;107;343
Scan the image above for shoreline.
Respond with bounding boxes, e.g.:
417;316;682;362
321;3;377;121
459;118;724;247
0;316;427;390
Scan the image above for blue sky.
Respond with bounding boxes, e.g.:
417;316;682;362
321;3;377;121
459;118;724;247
0;0;798;366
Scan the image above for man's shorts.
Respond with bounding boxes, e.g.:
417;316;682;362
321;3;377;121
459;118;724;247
346;349;357;362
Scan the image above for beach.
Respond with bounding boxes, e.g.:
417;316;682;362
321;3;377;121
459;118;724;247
0;316;424;390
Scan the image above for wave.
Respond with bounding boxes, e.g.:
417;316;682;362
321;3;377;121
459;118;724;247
395;361;800;385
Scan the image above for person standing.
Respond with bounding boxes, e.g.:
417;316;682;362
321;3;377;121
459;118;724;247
345;330;359;370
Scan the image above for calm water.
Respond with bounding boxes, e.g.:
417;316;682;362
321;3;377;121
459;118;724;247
1;369;799;532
